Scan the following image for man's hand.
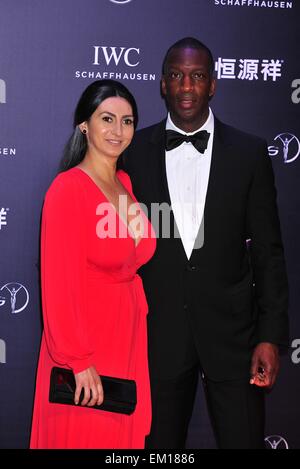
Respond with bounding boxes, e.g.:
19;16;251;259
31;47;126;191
250;342;279;388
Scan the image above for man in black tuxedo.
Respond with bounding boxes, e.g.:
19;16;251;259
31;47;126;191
122;37;289;449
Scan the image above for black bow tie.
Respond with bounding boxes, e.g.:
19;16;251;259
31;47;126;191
165;129;210;154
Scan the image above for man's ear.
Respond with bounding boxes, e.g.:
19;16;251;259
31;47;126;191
161;77;167;97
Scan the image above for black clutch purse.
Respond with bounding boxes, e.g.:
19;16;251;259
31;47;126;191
49;366;137;415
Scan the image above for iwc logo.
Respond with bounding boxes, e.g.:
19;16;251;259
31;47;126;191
0;282;29;314
265;435;289;449
76;45;156;82
93;46;140;67
268;133;300;164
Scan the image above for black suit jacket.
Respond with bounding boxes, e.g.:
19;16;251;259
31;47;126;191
122;118;289;381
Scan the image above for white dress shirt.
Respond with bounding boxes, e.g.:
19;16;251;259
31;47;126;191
165;108;214;259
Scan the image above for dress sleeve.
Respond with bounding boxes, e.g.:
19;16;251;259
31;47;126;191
41;173;93;374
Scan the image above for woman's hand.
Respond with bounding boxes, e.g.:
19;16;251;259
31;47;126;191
74;366;104;407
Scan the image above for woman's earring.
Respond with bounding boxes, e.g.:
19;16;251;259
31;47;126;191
82;129;87;134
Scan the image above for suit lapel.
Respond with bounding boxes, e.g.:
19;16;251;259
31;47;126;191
149;120;188;262
149;118;233;263
190;118;232;262
149;120;171;205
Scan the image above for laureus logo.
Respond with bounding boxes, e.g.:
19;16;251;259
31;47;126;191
268;133;300;164
0;282;30;314
265;435;289;449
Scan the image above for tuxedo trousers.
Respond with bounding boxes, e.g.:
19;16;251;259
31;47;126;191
145;346;265;449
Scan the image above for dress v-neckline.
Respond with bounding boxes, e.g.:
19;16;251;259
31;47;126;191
74;167;142;248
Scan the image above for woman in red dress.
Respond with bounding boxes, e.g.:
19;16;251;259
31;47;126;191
30;80;156;448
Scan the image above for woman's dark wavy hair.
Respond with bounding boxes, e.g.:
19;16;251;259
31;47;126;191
60;79;138;171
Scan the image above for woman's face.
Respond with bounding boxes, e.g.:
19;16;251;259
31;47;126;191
81;96;135;159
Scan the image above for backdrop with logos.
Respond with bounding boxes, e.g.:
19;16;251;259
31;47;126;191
0;0;299;449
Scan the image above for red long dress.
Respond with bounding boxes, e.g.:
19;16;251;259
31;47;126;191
30;168;156;449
